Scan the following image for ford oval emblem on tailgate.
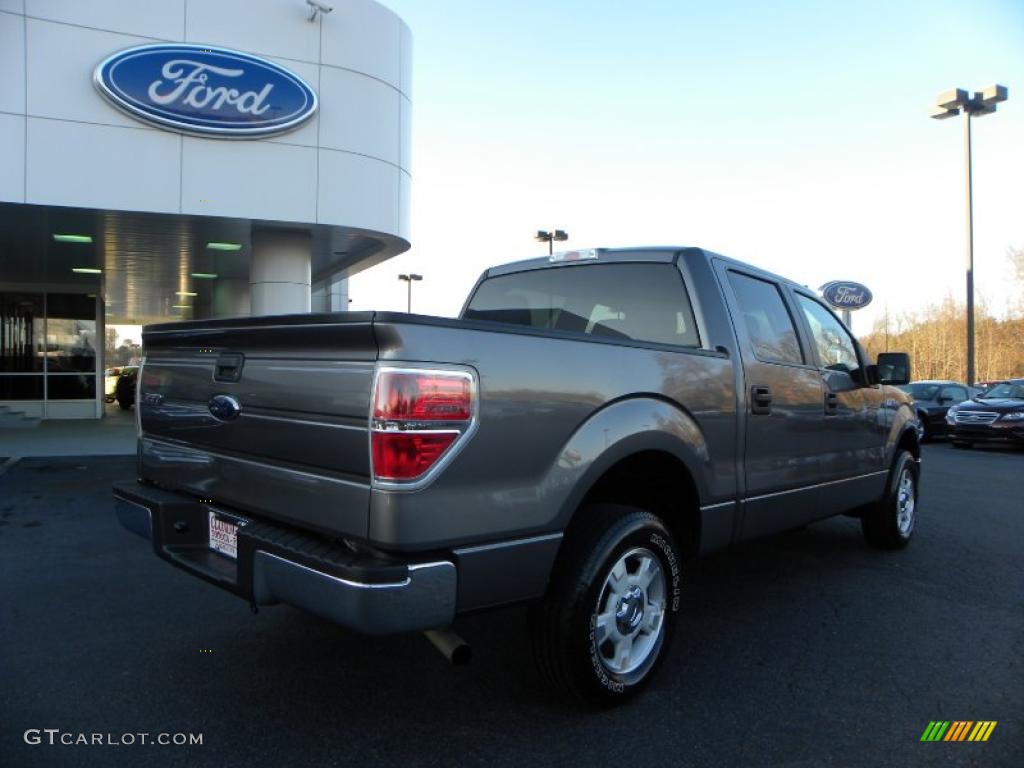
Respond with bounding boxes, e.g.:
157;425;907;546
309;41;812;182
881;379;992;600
208;394;242;421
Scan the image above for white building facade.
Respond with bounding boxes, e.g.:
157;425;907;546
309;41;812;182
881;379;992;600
0;0;412;419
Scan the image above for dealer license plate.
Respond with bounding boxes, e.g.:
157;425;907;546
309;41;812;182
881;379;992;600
208;510;244;560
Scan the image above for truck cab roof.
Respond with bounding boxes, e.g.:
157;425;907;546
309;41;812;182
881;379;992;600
485;246;811;295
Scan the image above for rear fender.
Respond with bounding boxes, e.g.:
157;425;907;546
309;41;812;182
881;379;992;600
540;396;712;532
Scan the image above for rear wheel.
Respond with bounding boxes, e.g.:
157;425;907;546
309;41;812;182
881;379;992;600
529;504;682;706
862;449;918;550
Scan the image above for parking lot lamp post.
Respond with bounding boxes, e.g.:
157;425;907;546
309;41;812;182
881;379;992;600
534;229;568;256
398;273;422;313
931;84;1008;386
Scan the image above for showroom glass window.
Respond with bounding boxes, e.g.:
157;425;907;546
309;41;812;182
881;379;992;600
45;294;98;399
0;293;45;399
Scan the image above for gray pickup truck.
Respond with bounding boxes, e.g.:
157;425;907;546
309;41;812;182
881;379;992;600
114;247;919;705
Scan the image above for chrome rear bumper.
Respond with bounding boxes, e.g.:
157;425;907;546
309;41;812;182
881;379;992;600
113;481;456;635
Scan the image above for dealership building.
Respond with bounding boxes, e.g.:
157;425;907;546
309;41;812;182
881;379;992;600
0;0;412;419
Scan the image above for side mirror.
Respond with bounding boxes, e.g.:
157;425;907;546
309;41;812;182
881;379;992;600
876;352;911;386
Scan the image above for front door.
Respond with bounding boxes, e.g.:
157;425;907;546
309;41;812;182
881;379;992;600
791;291;888;491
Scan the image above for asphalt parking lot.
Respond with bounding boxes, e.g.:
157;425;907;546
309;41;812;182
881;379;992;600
1;443;1021;768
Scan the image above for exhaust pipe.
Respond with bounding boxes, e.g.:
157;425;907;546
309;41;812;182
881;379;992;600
424;628;472;666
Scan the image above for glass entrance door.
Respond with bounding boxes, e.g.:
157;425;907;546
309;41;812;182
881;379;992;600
0;291;99;418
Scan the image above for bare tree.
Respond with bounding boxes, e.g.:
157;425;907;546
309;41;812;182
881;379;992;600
1009;246;1024;283
860;293;1024;382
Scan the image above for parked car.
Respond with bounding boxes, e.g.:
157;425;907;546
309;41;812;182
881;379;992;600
113;246;919;706
103;367;122;403
946;379;1024;449
114;366;138;410
899;380;980;441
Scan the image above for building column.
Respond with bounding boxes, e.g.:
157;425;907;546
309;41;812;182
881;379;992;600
328;276;349;311
212;279;251;318
249;229;311;315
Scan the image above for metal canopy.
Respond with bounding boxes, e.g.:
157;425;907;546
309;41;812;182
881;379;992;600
0;203;398;324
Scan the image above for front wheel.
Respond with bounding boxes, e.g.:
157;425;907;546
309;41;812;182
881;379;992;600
917;415;931;443
529;504;682;706
862;450;918;550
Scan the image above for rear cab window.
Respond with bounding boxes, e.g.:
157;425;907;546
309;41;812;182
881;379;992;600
463;263;700;347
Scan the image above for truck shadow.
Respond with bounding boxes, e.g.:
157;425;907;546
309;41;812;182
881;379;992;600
198;515;885;756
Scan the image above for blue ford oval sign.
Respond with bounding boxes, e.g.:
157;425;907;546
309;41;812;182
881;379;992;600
94;44;317;138
820;281;873;311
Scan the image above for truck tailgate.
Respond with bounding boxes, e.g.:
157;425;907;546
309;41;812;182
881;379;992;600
138;313;377;538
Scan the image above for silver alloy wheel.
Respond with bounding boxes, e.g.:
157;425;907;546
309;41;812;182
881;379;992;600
593;547;667;677
896;466;916;536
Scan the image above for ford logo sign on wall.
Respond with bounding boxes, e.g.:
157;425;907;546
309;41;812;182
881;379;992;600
94;44;317;138
820;281;873;311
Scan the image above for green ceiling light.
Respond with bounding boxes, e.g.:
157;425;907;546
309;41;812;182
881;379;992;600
53;234;94;244
206;242;242;251
172;304;192;309
176;291;198;296
71;267;102;274
190;272;219;279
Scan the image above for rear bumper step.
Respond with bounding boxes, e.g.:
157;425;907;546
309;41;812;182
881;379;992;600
112;481;456;635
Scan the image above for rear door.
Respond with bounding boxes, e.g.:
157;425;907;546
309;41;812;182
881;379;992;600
716;266;826;539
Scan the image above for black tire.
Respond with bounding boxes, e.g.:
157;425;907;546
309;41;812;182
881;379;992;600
918;414;931;443
529;504;682;706
862;449;919;550
952;441;972;450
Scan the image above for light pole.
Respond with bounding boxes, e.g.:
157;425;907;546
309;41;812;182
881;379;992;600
534;229;568;256
398;273;422;313
931;84;1008;386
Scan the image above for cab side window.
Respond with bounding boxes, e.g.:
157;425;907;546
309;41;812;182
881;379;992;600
796;295;860;375
726;272;804;365
940;385;966;403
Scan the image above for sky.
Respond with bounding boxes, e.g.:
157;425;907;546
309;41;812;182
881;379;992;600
349;0;1024;336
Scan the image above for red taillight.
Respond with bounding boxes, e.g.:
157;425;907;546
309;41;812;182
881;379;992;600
371;431;458;480
373;372;471;421
370;368;476;484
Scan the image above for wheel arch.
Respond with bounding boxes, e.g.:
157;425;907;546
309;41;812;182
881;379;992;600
896;424;921;461
546;396;720;559
888;402;921;463
575;449;702;557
